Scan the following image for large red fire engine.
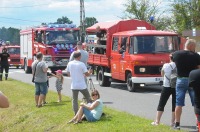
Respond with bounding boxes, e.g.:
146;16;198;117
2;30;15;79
85;19;183;92
0;44;21;69
20;24;80;73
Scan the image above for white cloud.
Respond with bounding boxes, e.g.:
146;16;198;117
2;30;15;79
0;0;171;28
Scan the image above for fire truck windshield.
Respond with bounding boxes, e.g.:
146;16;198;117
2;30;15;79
7;47;20;54
129;36;179;54
46;30;79;44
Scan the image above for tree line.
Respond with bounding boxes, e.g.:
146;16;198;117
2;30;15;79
0;0;199;44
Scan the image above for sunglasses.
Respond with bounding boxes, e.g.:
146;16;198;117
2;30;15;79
92;94;98;96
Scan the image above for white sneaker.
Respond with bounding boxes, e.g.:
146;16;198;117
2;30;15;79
151;121;159;126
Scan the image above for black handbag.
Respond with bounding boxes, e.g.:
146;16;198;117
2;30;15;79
32;62;39;83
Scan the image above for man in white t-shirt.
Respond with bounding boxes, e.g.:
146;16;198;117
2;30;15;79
66;51;92;114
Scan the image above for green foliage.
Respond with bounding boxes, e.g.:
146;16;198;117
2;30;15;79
171;0;200;34
56;16;73;24
123;0;169;30
0;79;179;132
85;17;98;28
0;27;20;45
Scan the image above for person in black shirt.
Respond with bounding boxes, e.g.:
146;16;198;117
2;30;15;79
189;69;200;131
96;26;105;38
172;39;200;130
0;47;10;81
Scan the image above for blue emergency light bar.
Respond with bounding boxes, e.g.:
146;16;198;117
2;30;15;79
47;24;76;28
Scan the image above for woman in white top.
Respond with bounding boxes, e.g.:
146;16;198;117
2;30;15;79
68;89;103;124
151;53;176;126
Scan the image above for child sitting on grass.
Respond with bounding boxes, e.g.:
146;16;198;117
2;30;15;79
50;70;64;102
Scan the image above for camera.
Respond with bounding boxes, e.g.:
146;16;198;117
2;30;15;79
87;66;92;70
47;72;52;76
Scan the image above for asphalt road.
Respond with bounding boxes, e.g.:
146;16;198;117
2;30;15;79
7;68;197;132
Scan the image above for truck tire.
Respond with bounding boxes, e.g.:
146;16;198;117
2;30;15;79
98;68;111;87
126;73;139;92
24;60;32;74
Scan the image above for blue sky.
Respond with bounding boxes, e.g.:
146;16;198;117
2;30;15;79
0;0;171;29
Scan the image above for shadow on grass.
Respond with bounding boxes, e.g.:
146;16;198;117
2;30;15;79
181;125;197;132
100;112;112;122
44;100;71;107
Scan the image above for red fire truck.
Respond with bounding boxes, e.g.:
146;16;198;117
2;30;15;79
0;44;21;69
85;19;182;92
20;24;80;73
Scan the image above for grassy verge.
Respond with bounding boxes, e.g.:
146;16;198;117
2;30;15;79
0;78;184;132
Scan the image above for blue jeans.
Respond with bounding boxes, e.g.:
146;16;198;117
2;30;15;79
176;78;194;106
35;82;47;95
83;107;97;122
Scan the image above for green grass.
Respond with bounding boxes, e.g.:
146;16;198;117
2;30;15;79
0;78;184;132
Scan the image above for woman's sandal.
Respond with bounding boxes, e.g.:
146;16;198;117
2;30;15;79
151;121;159;126
67;119;75;124
74;120;82;124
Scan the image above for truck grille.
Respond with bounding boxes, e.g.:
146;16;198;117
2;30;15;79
134;66;162;75
11;59;20;62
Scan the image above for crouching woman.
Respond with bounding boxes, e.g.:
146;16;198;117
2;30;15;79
68;89;103;124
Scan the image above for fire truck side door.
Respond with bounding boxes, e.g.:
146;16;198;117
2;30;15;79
119;37;128;81
110;36;120;80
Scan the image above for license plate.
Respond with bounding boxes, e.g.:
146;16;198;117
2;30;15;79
155;78;162;81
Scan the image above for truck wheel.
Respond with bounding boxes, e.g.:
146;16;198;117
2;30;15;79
126;73;138;92
24;61;32;74
98;68;111;87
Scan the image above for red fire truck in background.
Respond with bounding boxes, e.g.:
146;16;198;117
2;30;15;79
85;19;183;92
20;24;80;73
0;44;21;69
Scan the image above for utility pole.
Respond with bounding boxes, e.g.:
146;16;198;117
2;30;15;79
80;0;85;42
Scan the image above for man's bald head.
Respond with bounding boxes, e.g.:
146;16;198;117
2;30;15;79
185;39;196;52
73;51;81;59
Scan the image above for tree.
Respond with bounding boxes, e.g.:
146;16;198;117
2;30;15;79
123;0;173;30
56;16;73;24
85;17;98;28
0;27;20;45
171;0;200;34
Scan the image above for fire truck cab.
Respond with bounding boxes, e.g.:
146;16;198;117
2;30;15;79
20;24;80;73
86;19;181;92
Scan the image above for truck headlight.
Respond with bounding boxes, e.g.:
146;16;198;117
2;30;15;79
139;68;146;72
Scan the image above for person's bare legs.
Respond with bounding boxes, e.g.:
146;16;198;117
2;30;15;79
171;112;175;126
35;95;39;106
58;91;62;102
175;106;182;127
155;111;163;124
43;95;46;104
38;94;45;106
68;106;84;124
75;106;84;122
